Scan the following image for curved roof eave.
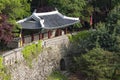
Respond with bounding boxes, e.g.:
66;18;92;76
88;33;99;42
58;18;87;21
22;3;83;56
41;20;80;30
17;16;32;23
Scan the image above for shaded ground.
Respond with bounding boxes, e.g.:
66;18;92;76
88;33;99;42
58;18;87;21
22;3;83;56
68;72;85;80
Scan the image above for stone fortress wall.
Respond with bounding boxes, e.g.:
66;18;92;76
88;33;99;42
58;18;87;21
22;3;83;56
1;35;70;80
2;35;69;66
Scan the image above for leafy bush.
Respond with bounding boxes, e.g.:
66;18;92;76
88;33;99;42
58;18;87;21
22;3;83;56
70;22;120;53
47;71;68;80
90;23;120;52
68;4;120;80
69;30;92;42
69;30;96;53
0;14;13;50
72;48;116;80
0;56;3;70
22;40;42;67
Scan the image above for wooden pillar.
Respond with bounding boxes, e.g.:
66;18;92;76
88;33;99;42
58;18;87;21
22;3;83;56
39;33;42;40
60;29;62;35
48;30;51;39
58;29;61;36
57;29;59;36
31;34;34;41
42;33;44;39
64;27;67;34
50;30;52;37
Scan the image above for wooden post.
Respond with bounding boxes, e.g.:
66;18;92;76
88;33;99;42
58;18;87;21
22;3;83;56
58;29;61;36
31;34;34;41
48;30;51;39
64;27;67;34
57;29;59;36
42;33;44;39
39;33;42;40
50;30;52;37
60;29;62;35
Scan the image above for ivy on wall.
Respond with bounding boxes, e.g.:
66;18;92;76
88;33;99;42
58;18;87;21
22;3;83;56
22;40;42;67
0;56;11;80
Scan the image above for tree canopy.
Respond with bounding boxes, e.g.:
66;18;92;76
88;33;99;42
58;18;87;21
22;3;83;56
0;0;30;20
69;4;120;80
0;14;13;49
47;0;86;17
0;0;31;48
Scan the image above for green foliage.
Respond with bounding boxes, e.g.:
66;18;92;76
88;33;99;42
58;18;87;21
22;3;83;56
0;56;3;70
37;40;43;52
69;30;97;53
47;0;86;17
72;48;115;80
47;0;86;27
110;0;120;9
22;40;42;67
47;71;68;80
81;3;94;22
69;30;92;42
106;5;120;35
91;24;120;52
0;0;31;37
0;0;31;20
68;4;120;80
67;2;120;80
70;22;120;52
0;56;11;80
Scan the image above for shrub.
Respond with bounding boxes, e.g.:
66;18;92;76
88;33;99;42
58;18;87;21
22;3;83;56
68;30;96;53
72;48;117;80
69;30;92;42
22;40;42;67
47;71;68;80
0;56;3;70
70;22;120;53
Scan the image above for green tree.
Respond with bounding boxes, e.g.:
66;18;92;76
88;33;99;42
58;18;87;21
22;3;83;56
69;22;120;53
106;5;120;35
47;0;86;17
47;0;87;28
69;30;96;53
0;14;13;49
0;0;30;20
72;48;116;80
0;0;31;37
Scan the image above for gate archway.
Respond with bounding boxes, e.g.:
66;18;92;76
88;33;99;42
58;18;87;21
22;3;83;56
60;59;66;71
